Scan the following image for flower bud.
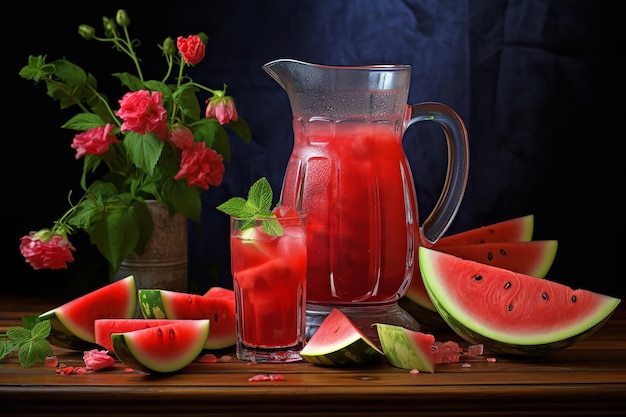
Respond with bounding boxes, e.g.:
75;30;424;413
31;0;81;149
162;37;176;57
116;9;130;28
102;16;117;37
78;24;96;41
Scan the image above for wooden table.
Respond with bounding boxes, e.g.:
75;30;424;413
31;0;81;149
1;295;624;417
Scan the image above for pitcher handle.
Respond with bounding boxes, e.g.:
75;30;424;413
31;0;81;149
407;102;469;245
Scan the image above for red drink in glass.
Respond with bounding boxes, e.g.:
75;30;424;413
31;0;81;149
230;212;307;362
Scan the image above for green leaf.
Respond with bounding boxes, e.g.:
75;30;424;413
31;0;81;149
225;118;252;144
6;327;31;345
175;84;201;121
61;112;106;131
114;72;144;92
0;340;15;361
247;177;274;215
125;132;164;175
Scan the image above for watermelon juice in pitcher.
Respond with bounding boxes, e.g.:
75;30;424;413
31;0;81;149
263;59;469;344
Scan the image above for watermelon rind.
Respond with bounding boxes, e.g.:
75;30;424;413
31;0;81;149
111;320;210;373
375;323;436;373
138;289;236;349
419;247;621;356
38;275;137;351
300;309;384;366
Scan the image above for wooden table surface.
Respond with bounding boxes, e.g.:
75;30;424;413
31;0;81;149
1;295;624;417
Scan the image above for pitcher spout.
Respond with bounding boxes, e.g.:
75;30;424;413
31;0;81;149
262;59;317;91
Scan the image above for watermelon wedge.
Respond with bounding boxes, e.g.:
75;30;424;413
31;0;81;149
436;214;534;246
375;323;436;373
138;288;236;349
95;318;215;354
112;320;210;373
401;240;558;328
38;275;137;350
299;308;384;366
419;246;621;356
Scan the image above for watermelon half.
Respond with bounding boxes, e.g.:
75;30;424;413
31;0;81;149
375;324;436;373
138;288;236;349
419;246;621;356
112;320;210;373
401;239;558;328
38;275;137;350
299;308;384;366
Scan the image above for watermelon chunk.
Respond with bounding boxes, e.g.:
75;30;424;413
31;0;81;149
138;288;236;349
38;275;137;350
299;308;384;366
375;323;436;373
112;320;210;373
419;246;621;356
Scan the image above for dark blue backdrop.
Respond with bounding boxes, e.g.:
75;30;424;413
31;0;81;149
7;0;623;298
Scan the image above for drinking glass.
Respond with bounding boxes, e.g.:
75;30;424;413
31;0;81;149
230;212;307;362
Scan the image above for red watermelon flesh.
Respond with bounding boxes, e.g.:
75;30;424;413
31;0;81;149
95;319;211;354
39;275;137;350
419;247;621;355
111;320;210;373
436;214;534;246
404;240;558;313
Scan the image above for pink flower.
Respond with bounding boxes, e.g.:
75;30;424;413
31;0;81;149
19;231;76;270
71;123;120;159
116;90;169;140
177;35;205;65
175;141;225;190
169;126;194;150
205;94;239;125
83;349;115;371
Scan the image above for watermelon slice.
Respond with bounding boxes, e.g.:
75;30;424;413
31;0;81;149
401;240;558;328
419;246;621;356
299;308;384;366
95;318;216;354
111;320;210;373
375;323;436;373
138;288;236;349
436;214;534;246
38;275;137;350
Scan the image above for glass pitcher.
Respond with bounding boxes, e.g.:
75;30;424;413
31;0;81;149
263;59;469;345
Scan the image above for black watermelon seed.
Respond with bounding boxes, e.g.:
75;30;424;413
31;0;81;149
473;275;483;281
508;304;513;312
487;252;493;261
504;282;511;289
499;249;507;256
571;295;577;303
542;292;549;300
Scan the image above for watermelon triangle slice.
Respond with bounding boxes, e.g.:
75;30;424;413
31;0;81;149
299;308;384;366
419;247;621;356
38;275;137;350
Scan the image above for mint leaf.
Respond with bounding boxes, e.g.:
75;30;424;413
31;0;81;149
0;320;53;368
216;177;283;236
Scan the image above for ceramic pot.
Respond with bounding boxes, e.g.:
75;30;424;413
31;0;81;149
115;200;188;297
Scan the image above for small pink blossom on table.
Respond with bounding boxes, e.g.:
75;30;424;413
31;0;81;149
83;349;115;371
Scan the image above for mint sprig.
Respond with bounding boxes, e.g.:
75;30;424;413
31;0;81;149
0;318;54;368
216;177;283;236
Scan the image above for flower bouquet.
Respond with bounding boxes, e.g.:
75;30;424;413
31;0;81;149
18;9;251;278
